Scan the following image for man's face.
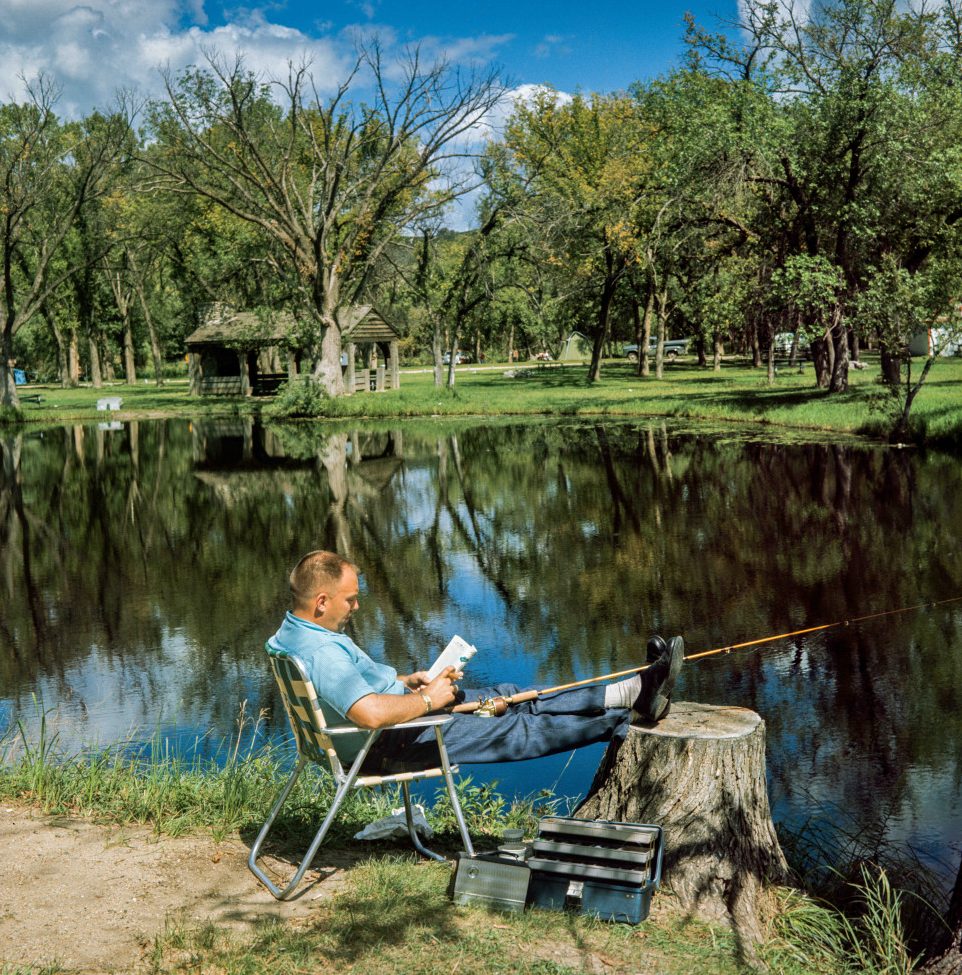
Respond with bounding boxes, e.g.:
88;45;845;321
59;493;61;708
317;567;360;632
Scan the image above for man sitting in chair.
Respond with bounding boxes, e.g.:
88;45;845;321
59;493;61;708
268;550;684;773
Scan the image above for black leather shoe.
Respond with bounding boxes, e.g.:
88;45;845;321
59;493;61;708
646;634;667;664
633;636;685;722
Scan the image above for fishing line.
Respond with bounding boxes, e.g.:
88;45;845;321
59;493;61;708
450;593;962;715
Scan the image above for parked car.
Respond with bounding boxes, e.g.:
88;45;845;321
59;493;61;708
442;351;465;365
623;338;689;362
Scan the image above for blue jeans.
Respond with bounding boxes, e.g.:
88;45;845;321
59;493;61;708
363;683;630;772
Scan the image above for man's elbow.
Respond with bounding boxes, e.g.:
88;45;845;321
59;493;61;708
347;697;389;729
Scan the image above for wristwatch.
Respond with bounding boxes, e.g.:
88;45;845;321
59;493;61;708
419;691;433;714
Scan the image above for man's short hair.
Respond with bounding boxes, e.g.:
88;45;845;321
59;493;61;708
289;551;357;608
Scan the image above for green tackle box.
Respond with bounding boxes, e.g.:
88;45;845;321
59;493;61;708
527;816;664;924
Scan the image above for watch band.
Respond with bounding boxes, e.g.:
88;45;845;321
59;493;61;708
419;691;433;714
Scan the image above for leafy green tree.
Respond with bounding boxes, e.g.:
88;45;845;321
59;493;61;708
688;0;962;398
0;80;131;407
493;90;655;380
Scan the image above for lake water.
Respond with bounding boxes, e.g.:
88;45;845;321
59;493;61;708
2;417;961;888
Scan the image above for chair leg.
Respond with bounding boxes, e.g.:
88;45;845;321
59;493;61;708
248;758;355;900
402;780;446;862
248;757;308;898
434;726;475;857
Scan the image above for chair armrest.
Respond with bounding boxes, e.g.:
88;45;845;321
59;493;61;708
325;714;453;735
388;714;453;730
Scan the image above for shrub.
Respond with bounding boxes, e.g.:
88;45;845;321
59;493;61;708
264;377;336;419
0;404;25;426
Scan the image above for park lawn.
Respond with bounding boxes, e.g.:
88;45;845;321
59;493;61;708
149;856;745;975
8;355;962;445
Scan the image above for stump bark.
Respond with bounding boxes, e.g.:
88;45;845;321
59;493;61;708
576;701;788;943
924;851;962;974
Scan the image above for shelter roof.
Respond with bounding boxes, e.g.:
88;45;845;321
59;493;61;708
185;311;295;349
338;305;400;343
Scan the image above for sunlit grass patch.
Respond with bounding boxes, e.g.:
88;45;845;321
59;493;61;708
148;856;743;975
11;355;962;447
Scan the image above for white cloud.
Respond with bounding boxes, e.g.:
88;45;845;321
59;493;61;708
0;1;348;116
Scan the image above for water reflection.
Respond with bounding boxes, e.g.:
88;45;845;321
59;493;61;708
1;418;961;889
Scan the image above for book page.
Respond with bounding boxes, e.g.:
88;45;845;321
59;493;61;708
426;635;477;681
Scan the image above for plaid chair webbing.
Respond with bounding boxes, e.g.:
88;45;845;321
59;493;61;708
269;651;342;769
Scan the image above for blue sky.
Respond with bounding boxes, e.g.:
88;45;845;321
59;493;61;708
193;0;740;93
0;0;741;115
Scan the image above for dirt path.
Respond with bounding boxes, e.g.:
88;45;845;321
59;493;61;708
0;801;355;974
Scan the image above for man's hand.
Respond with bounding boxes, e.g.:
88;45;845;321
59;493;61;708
401;671;432;689
422;666;461;708
401;668;463;691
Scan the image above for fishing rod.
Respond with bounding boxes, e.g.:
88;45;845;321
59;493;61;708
450;594;962;716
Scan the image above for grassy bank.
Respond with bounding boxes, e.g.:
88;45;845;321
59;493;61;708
0;721;921;975
5;355;962;446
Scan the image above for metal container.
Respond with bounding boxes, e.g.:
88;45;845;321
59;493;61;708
452;851;531;913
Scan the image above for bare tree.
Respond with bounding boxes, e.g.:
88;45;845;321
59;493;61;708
149;44;504;395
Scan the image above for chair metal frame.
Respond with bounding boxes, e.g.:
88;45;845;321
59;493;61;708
248;648;475;900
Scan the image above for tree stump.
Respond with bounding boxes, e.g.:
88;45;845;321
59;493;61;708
576;701;788;943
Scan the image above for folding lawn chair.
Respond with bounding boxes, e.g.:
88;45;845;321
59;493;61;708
248;647;475;900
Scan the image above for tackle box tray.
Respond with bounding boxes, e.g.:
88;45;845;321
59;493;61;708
527;817;664;924
538;816;660;848
531;838;655;868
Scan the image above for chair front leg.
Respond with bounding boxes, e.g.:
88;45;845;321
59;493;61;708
435;726;475;857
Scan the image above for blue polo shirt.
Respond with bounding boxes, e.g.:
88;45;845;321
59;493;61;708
268;612;407;762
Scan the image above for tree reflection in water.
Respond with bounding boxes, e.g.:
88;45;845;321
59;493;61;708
1;417;961;891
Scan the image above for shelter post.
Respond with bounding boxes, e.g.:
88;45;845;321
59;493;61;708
346;342;356;395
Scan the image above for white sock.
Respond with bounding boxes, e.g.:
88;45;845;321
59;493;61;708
604;674;642;710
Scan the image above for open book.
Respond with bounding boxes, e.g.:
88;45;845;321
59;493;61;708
426;635;477;681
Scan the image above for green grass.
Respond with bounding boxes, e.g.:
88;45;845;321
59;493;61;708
146;855;744;975
7;355;962;446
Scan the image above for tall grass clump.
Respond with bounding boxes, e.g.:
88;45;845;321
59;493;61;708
0;704;529;847
779;800;951;960
763;866;917;975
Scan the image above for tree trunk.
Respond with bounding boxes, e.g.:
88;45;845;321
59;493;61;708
67;330;81;387
811;336;831;388
829;316;850;393
880;344;902;386
654;290;669;380
639;288;654;378
88;336;103;388
0;327;19;409
713;332;723;372
433;321;444;387
588;272;618;383
576;702;788;947
924;851;962;973
122;316;136;383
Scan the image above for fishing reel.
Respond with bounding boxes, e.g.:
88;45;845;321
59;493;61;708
473;696;509;718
